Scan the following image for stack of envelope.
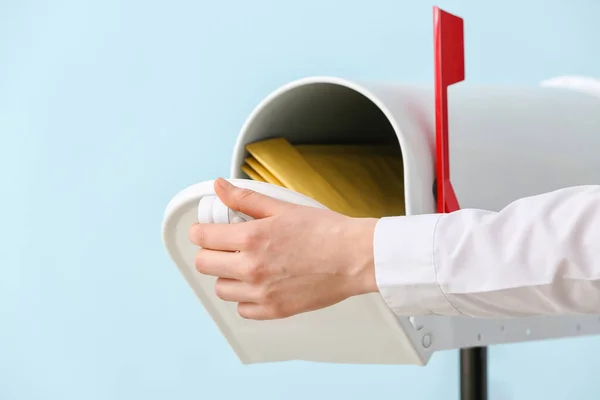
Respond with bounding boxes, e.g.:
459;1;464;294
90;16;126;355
241;137;405;218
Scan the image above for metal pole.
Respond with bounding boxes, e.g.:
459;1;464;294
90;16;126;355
460;347;487;400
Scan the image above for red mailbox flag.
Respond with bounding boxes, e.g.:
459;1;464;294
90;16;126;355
434;6;464;213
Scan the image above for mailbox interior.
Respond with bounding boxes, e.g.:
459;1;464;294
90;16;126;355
231;81;403;183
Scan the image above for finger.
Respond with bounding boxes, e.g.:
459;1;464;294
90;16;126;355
189;222;248;251
214;278;260;303
214;178;293;219
237;303;269;320
237;302;288;320
194;248;245;279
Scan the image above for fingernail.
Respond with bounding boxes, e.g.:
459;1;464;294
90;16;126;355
216;178;231;189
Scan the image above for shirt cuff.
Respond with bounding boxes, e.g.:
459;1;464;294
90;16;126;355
373;215;461;317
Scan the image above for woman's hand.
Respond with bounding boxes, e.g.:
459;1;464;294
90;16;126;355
188;178;378;320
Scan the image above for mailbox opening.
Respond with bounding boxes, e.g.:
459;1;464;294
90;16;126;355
230;79;408;218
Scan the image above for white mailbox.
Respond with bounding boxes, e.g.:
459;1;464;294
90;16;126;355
162;8;600;369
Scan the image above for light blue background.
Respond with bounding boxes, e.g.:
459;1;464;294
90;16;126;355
1;0;600;399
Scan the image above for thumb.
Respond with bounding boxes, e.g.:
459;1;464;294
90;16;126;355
214;178;292;219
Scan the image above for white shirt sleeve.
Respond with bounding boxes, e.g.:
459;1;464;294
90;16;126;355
373;185;600;318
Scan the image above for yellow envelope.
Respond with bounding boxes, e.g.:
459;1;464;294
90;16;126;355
241;164;266;182
245;157;283;186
